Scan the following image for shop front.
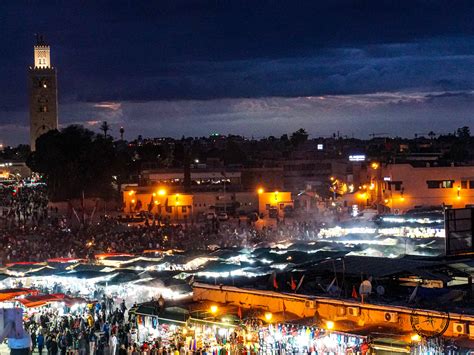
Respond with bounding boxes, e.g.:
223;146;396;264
257;323;368;354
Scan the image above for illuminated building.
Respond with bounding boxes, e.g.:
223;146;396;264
258;191;293;218
122;189;193;220
122;187;294;219
140;169;242;191
29;35;58;151
381;164;474;211
0;161;31;180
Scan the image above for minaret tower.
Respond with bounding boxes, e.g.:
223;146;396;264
29;35;58;151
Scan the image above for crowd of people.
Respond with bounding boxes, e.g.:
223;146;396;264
0;215;323;264
0;183;49;226
20;295;197;355
0;176;326;264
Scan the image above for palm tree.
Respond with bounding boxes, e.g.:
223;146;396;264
100;121;110;138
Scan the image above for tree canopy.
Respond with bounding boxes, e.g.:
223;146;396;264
27;125;119;201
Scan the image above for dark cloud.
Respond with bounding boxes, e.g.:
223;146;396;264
1;0;474;144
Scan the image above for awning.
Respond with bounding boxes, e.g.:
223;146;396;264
95;253;134;260
18;293;86;308
47;258;84;264
0;288;39;302
133;305;190;325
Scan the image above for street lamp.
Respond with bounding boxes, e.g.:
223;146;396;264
264;312;273;322
257;187;264;194
210;305;218;315
326;321;335;330
175;194;180;220
158;188;166;196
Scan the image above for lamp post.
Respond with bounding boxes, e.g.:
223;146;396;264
175;194;179;221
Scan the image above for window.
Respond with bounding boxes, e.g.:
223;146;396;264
427;180;440;189
38;106;48;113
426;180;454;189
461;180;468;189
182;206;187;213
442;180;454;188
470;181;474;189
388;181;403;191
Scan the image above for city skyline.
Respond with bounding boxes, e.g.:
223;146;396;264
1;0;474;145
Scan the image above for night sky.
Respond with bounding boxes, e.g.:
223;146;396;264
1;0;474;145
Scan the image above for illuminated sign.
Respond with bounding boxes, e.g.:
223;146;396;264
349;155;366;162
317;144;324;150
383;177;391;181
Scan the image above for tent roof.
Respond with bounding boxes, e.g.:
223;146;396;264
18;293;86;308
57;270;115;279
302;256;440;278
0;288;39;302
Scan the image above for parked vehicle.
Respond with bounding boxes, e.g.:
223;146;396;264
206;212;217;220
218;212;229;221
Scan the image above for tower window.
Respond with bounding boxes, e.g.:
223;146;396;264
37;79;48;88
38;106;48;113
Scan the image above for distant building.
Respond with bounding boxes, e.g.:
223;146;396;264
121;187;293;220
240;167;284;192
29;36;58;151
140;169;242;192
258;191;293;218
381;163;474;211
279;158;337;192
0;162;31;180
349;163;474;212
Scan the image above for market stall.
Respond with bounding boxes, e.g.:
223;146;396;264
257;323;368;354
131;302;241;353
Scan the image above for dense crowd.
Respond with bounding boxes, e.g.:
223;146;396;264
22;295;195;354
0;180;323;264
0;217;322;264
0;183;49;226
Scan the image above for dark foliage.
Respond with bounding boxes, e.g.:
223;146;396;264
27;125;119;201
